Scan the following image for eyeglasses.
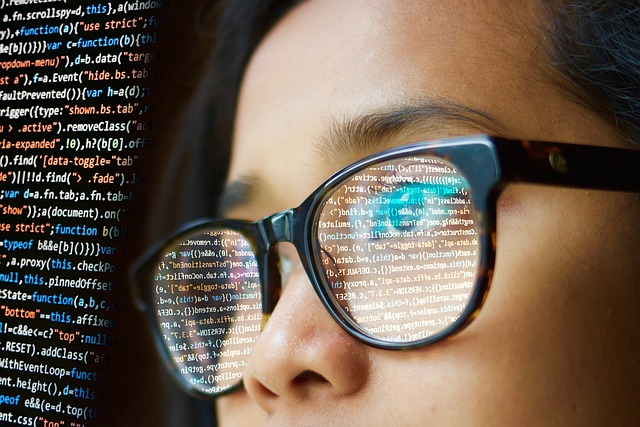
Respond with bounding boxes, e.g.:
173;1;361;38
131;134;640;398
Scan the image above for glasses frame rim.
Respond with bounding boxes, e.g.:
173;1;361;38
130;134;640;399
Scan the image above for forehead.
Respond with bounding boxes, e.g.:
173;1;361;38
226;0;593;216
235;0;535;132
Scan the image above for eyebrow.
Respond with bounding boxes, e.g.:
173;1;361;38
317;99;506;161
217;99;506;216
216;174;262;216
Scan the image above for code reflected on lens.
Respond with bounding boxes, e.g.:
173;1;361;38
317;155;480;343
151;229;261;395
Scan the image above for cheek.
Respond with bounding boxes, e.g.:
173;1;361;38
495;187;640;285
480;187;640;419
494;187;640;344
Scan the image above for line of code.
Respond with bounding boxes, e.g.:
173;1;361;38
0;1;164;425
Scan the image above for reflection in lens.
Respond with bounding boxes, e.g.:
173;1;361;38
151;228;261;395
317;155;480;344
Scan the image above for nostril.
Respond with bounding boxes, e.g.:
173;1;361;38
293;370;328;385
245;376;279;403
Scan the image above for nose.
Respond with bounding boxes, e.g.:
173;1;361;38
242;259;370;413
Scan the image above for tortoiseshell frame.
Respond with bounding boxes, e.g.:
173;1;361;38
131;134;640;398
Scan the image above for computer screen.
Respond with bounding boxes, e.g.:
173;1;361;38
0;1;204;425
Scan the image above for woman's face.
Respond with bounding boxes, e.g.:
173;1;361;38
217;0;640;425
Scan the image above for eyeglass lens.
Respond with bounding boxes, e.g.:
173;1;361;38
150;154;482;396
316;155;480;342
152;229;263;395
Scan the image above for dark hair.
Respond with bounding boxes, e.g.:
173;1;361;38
544;0;640;149
146;1;299;237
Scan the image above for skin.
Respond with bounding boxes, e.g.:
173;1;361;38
216;0;640;425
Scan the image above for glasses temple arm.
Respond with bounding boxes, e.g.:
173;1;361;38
493;138;640;192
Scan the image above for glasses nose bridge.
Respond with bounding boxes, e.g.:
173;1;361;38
258;209;295;250
256;209;296;316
